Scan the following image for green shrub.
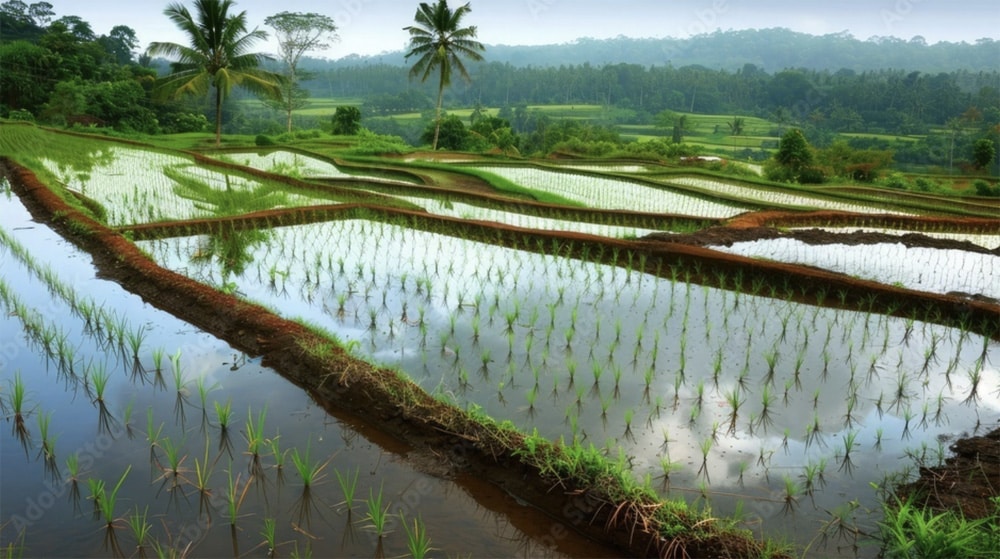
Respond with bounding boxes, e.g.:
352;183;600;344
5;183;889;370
7;109;34;122
973;179;1000;197
798;166;827;184
913;177;938;193
255;134;276;147
882;173;910;190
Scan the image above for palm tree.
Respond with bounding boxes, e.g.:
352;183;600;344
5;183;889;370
403;1;485;150
727;116;745;153
147;0;284;146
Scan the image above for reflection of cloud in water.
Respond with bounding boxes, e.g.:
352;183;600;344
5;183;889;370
136;218;1000;552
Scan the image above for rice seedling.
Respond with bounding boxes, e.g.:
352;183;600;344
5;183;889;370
169;350;184;390
290;439;330;488
524;385;538;415
399;512;433;559
192;434;216;497
839;430;859;474
94;464;132;526
725;387;743;435
244;407;268;473
66;452;81;483
37;410;56;461
623;408;635;440
125;506;152;555
194;375;219;412
90;362;111;404
124;325;147;361
334;467;360;514
781;474;802;513
364;484;391;538
225;463;252;526
260;517;278;558
156;436;188;484
590;361;604;392
268;431;287;472
697;437;712;482
3;371;32;454
215;398;233;431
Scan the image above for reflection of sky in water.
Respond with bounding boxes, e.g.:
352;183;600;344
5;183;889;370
0;191;592;558
711;237;1000;299
138;218;1000;555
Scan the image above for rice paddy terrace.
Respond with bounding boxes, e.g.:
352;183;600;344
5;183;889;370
1;122;998;558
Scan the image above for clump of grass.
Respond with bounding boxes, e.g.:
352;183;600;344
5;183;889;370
399;511;433;559
878;496;997;559
364;484;390;538
334;467;360;515
225;463;252;526
290;439;330;488
125;506;152;555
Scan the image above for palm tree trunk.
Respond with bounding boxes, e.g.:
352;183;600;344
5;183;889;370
433;71;445;150
214;85;223;147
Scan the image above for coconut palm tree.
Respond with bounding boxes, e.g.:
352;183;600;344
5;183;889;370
403;1;485;150
147;0;284;146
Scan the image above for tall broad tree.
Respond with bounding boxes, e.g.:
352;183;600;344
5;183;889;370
147;0;284;146
264;11;338;133
403;0;484;150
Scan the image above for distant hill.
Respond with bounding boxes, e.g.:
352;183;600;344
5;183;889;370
310;28;999;73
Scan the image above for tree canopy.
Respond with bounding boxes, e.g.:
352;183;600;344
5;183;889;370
403;0;485;150
147;0;284;145
264;11;338;132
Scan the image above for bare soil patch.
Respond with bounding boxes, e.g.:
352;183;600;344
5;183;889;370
897;427;1000;520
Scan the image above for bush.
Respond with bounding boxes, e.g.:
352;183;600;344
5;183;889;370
255;134;276;147
798;166;827;184
7;109;34;122
913;177;938;193
347;129;411;155
973;179;1000;197
881;173;910;190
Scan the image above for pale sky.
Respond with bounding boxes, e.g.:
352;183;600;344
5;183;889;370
70;0;1000;60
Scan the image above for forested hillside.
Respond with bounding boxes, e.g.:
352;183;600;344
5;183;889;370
318;28;1000;74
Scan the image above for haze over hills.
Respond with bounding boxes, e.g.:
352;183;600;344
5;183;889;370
314;28;1000;74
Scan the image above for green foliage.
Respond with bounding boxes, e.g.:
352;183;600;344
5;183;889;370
973;179;1000;197
265;11;338;133
332;105;362;135
403;0;485;149
421;114;468;150
879;497;999;559
6;109;34;122
346;129;411;155
971;138;996;170
769;128;826;183
255;134;276;147
147;0;284;145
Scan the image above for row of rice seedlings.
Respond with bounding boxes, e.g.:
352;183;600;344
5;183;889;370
0;228;151;372
135;218;998;523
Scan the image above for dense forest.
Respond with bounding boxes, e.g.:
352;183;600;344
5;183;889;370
2;1;998;175
326;28;1000;74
